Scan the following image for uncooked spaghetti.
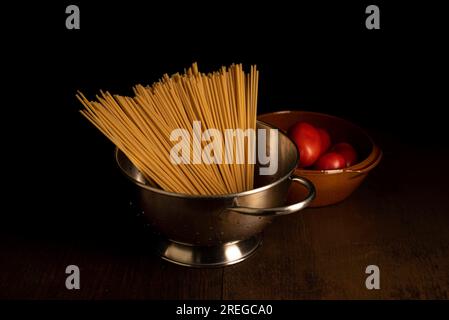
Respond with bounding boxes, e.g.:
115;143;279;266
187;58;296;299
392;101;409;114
77;63;259;195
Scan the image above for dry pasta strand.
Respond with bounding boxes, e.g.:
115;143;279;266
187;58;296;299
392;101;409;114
78;63;259;195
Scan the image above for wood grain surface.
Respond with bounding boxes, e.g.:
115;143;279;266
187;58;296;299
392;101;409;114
1;132;448;300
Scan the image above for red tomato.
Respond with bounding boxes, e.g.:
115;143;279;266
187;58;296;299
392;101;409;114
314;152;346;170
288;122;322;167
317;128;331;154
332;142;358;167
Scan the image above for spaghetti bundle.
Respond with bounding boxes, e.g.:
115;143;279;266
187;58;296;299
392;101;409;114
78;63;259;195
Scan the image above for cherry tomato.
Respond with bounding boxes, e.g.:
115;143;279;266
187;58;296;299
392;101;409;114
332;142;358;167
314;152;346;170
317;128;331;154
288;122;322;167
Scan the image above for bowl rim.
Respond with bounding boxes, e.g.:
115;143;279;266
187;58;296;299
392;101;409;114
257;110;381;175
115;120;299;200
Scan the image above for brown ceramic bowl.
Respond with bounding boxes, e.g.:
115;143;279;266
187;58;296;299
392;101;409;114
258;111;382;207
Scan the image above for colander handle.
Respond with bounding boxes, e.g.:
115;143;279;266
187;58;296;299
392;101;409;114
229;175;316;216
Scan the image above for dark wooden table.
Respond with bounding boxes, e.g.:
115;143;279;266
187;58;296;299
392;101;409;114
1;130;449;300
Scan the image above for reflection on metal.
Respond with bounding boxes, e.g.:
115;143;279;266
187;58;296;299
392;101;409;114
164;244;193;264
224;245;243;262
154;235;262;267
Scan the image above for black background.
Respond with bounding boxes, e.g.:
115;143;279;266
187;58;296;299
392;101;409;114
3;1;447;252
